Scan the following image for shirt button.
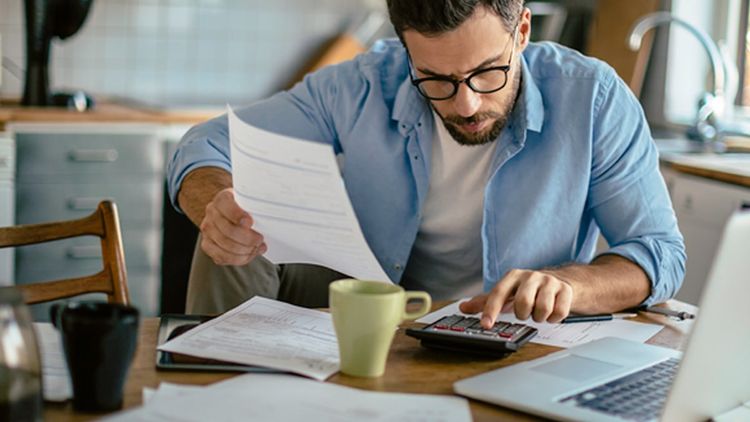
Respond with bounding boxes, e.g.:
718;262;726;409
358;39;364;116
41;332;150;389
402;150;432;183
394;264;403;271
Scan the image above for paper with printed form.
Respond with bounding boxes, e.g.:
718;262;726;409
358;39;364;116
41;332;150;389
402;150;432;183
228;107;390;282
418;299;663;349
157;296;340;381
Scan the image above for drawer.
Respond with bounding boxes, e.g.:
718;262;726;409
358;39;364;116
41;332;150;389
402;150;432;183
16;131;163;177
14;230;160;282
16;180;162;225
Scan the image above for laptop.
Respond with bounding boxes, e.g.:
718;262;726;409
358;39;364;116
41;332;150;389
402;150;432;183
454;210;750;422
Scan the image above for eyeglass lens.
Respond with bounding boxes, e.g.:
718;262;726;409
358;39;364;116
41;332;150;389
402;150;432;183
416;69;508;100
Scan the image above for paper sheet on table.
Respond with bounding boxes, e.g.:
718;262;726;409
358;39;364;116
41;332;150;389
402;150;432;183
228;107;390;282
33;322;72;401
142;383;203;405
157;296;339;380
105;374;472;422
417;299;663;348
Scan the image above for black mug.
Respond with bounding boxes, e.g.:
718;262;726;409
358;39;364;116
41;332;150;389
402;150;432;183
50;301;139;412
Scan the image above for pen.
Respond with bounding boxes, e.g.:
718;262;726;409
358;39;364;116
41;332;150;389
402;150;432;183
638;305;695;321
561;313;637;324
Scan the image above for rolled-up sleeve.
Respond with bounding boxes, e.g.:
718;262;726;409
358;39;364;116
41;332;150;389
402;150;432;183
588;72;686;305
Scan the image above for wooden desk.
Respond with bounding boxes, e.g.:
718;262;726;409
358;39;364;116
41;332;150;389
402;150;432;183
44;301;696;421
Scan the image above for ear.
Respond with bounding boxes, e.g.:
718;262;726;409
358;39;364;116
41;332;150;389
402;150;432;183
517;7;533;51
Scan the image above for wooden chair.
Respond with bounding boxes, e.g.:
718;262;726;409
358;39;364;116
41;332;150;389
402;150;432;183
0;200;130;305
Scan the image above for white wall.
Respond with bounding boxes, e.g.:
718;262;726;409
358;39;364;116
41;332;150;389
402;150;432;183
0;0;386;106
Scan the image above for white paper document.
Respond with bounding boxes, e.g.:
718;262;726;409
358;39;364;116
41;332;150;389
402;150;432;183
106;374;472;422
157;296;340;380
142;383;203;405
417;299;663;348
33;322;72;402
228;107;390;282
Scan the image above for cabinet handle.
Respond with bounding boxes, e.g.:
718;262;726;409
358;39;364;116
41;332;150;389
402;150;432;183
67;197;113;211
67;246;102;259
741;202;750;211
68;149;118;162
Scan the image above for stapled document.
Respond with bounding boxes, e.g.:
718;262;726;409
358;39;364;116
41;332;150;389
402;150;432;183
228;106;390;282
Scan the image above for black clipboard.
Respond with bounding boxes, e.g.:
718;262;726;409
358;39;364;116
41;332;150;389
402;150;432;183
155;314;284;373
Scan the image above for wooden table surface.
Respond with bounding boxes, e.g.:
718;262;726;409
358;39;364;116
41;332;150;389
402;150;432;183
44;301;696;421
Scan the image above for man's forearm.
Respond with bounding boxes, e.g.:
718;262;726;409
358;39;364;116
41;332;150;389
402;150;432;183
177;167;233;227
545;255;651;314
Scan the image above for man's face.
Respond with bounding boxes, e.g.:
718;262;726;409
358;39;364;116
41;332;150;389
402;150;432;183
403;7;531;146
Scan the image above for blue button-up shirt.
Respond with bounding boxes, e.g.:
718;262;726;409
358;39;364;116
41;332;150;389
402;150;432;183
168;40;685;305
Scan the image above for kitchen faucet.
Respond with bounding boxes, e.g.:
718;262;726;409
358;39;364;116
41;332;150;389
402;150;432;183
627;11;733;143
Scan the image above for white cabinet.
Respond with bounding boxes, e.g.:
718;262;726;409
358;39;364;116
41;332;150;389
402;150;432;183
0;133;14;286
8;122;168;319
661;166;750;305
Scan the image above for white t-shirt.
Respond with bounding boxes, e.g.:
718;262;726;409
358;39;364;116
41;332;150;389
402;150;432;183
401;112;498;300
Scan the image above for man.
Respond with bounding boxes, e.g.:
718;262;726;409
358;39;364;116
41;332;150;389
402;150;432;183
168;0;685;328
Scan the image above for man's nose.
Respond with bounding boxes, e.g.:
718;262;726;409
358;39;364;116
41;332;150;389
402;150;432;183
452;83;482;118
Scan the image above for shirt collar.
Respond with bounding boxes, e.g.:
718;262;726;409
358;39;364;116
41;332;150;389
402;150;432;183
391;50;545;135
519;54;544;133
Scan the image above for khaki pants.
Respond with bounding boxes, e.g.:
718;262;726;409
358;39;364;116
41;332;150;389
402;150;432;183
185;235;348;314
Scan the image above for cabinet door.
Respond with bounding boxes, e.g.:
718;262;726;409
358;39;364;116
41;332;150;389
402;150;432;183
668;171;750;305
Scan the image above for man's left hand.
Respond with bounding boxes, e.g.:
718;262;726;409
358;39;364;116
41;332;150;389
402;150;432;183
459;269;574;329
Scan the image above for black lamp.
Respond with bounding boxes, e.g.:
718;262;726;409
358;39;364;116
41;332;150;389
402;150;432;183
22;0;95;109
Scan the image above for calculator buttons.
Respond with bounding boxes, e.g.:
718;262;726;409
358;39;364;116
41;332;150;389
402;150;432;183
407;314;538;355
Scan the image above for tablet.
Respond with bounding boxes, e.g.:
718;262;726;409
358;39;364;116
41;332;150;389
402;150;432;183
155;313;284;373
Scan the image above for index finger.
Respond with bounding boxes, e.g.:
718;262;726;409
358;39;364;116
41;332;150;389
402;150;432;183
481;271;525;329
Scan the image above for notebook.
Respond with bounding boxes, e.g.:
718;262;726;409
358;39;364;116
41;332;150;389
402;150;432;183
454;210;750;421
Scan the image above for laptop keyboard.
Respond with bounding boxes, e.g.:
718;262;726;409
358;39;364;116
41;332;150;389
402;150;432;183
560;358;680;421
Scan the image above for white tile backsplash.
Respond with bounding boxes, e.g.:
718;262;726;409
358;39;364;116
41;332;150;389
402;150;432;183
0;0;387;106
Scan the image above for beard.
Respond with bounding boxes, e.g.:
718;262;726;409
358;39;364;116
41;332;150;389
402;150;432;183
442;111;509;146
436;69;522;147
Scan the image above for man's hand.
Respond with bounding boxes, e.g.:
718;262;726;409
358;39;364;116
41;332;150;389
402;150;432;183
199;188;267;266
459;269;574;329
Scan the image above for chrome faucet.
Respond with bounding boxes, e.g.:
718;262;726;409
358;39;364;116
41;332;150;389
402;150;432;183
627;11;731;143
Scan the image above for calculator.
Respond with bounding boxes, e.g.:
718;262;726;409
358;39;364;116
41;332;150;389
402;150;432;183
405;314;538;356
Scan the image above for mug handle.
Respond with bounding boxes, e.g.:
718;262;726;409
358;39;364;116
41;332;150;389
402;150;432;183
402;291;432;320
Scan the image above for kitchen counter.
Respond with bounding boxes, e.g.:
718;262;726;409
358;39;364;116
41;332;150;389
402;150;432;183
0;98;221;131
660;153;750;188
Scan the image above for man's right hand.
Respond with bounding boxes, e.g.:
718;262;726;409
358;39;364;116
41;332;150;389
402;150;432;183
199;187;267;266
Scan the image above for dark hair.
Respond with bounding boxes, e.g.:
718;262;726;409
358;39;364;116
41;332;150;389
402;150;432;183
386;0;524;39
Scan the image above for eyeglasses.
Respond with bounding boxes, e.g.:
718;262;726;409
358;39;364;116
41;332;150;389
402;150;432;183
408;27;518;101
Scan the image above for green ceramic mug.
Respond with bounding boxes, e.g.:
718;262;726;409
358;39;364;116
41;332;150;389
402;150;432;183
329;279;432;377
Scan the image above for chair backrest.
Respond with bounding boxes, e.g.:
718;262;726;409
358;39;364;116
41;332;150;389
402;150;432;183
0;200;129;305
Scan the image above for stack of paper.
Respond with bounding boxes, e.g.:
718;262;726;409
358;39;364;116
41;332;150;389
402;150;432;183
33;322;72;401
105;375;472;422
158;296;340;380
